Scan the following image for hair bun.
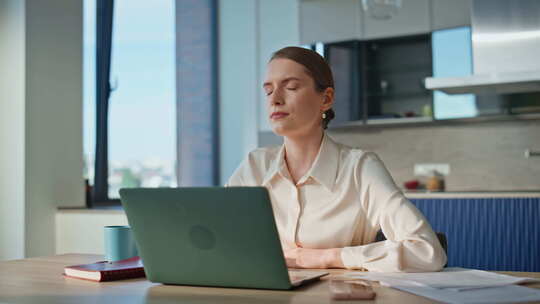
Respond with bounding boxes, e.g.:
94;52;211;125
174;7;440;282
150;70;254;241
323;108;335;129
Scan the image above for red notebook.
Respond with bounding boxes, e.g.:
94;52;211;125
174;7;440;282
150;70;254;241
63;256;145;282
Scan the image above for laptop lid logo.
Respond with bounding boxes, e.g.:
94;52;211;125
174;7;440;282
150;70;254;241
189;225;216;250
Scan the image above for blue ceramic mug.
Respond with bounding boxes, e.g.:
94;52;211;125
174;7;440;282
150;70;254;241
104;225;138;262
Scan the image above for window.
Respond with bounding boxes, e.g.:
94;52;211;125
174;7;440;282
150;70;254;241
432;26;477;120
83;0;177;205
83;0;96;190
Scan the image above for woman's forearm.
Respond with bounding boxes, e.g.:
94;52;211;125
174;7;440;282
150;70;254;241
325;248;345;268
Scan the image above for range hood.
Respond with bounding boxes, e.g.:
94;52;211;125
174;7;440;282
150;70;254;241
425;0;540;95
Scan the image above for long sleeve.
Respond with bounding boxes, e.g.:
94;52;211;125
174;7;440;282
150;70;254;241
340;152;447;272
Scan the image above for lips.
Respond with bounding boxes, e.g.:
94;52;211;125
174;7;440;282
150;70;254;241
270;112;289;120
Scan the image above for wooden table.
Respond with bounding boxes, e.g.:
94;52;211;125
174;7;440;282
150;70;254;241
1;254;539;304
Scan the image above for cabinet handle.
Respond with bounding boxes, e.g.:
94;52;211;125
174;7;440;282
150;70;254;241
380;80;389;95
525;149;540;158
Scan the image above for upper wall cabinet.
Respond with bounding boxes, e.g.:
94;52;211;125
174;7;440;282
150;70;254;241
299;0;471;44
431;0;471;30
363;0;431;39
299;0;362;44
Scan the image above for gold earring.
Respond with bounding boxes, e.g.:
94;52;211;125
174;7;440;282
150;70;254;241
322;112;327;119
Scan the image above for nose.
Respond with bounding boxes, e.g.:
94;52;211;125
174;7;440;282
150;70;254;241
268;89;284;106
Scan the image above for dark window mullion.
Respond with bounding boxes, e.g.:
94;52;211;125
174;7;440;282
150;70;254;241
92;0;115;206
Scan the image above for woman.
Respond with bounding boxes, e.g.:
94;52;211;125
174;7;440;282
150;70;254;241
227;46;446;272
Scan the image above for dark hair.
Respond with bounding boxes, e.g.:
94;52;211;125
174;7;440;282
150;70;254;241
270;46;335;129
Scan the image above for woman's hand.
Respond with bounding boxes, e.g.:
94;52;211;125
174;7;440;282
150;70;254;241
284;246;344;269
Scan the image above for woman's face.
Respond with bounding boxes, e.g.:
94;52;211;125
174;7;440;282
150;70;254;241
263;58;333;137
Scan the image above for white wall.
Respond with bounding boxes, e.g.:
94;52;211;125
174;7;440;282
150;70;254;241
0;0;26;261
0;0;84;260
56;210;128;255
25;0;85;258
257;0;300;132
218;0;302;183
218;0;259;184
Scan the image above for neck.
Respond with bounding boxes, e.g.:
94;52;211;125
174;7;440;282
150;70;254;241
283;129;324;184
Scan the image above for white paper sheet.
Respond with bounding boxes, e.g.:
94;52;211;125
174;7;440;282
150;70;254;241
377;277;540;304
346;267;540;291
344;268;540;304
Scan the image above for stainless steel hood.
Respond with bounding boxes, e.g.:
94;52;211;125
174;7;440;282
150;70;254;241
425;0;540;95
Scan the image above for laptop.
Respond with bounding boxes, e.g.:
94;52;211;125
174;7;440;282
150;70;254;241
119;187;328;290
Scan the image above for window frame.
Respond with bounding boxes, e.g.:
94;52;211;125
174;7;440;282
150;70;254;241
88;0;220;208
89;0;115;208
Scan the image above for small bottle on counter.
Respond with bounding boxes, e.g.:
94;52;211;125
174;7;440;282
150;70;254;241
426;170;445;192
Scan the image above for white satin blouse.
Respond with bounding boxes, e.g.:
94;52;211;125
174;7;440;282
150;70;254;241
226;133;447;272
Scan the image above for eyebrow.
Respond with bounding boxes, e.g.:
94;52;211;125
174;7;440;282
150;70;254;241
262;77;301;88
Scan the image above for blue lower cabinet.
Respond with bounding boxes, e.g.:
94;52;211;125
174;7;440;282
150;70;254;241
409;198;540;272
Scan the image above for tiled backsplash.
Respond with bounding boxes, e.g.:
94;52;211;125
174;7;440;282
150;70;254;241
258;119;540;191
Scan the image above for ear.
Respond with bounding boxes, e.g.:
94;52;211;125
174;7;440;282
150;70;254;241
321;87;334;112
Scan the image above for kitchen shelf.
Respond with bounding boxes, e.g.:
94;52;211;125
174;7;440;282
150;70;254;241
367;116;433;125
324;34;433;125
365;64;432;74
333;116;433;128
329;112;540;130
366;91;432;100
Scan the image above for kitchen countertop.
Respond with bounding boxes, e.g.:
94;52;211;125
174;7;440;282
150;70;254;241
404;191;540;199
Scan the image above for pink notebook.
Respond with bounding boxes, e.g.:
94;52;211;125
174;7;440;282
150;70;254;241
63;256;145;282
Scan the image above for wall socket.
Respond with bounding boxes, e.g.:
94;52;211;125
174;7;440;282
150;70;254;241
414;163;450;176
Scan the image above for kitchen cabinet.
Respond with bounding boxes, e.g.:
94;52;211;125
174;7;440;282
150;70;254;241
298;0;471;44
324;34;433;125
431;0;471;31
299;0;362;45
300;0;429;43
363;0;431;39
324;41;363;124
364;34;433;120
410;196;540;272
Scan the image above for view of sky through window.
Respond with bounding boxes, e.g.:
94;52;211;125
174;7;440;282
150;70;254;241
83;0;177;198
